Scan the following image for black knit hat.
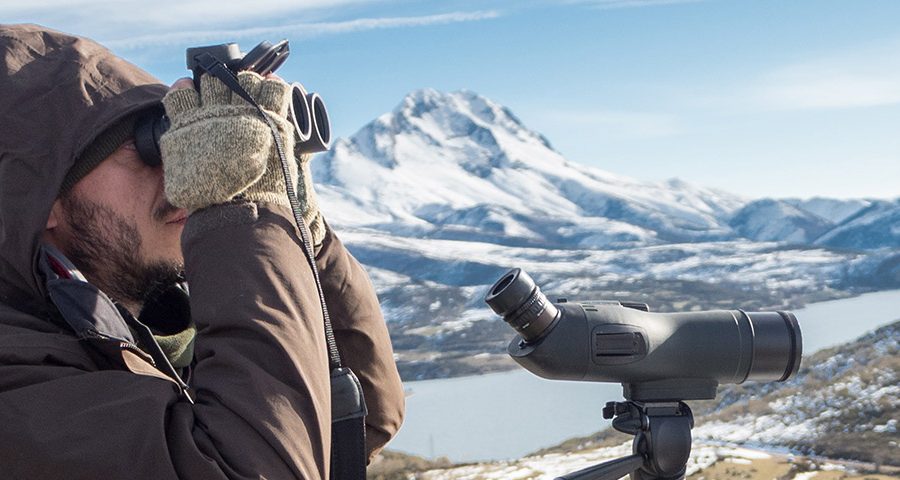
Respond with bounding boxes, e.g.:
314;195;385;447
59;113;138;193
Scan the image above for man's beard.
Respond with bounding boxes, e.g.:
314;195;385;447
59;192;184;313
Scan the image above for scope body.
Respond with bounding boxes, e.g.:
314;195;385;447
510;303;800;400
487;268;802;402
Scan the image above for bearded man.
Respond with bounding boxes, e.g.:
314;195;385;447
0;24;404;479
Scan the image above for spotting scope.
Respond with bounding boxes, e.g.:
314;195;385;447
485;268;802;402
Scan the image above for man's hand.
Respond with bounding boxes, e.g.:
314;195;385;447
160;72;297;212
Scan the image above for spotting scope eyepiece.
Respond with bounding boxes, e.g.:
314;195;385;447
485;268;560;343
486;268;803;401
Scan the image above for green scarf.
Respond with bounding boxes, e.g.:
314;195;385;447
152;323;197;369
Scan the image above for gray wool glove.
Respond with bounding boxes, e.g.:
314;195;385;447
160;72;292;207
295;152;326;248
160;71;326;246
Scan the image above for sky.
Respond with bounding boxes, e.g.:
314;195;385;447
5;0;900;200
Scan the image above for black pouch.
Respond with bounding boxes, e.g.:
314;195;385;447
330;367;367;480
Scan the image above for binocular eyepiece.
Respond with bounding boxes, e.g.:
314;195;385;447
133;39;331;167
486;268;803;401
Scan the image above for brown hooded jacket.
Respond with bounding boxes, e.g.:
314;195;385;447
0;24;403;479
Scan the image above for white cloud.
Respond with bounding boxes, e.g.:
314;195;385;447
544;109;682;138
101;11;501;49
754;63;900;110
3;0;373;26
564;0;707;9
675;37;900;112
3;1;500;45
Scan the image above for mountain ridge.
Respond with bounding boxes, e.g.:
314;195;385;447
317;88;897;249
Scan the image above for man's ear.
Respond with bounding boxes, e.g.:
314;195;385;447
46;199;62;230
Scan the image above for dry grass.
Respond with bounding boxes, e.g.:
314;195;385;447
367;450;457;480
689;456;792;480
689;456;900;480
805;471;898;480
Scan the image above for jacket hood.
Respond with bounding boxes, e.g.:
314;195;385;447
0;24;168;313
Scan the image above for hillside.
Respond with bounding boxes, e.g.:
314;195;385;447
696;320;899;465
370;321;900;479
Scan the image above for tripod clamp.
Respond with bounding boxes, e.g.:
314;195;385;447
555;400;694;480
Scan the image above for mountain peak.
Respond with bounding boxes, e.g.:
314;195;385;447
393;88;555;151
318;88;567;189
314;88;753;243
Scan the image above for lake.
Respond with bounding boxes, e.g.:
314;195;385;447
388;289;900;462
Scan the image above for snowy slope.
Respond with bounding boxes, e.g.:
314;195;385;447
729;199;833;244
414;443;784;480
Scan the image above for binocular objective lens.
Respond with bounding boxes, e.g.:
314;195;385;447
289;83;312;143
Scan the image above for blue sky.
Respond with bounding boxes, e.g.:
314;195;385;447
6;0;900;199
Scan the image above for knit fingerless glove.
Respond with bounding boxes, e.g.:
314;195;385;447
295;152;325;248
160;71;297;212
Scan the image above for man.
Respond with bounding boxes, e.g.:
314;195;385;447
0;24;404;479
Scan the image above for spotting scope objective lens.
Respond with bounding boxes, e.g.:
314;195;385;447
485;268;559;343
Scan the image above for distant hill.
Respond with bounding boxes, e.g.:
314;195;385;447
815;199;900;250
728;199;833;243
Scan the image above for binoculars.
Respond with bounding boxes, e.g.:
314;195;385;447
134;40;331;167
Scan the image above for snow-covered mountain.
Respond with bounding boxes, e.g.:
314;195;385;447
316;89;744;248
309;89;900;379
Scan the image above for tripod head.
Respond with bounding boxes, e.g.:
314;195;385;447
556;401;694;480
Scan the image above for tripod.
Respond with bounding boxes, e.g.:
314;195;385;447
555;401;694;480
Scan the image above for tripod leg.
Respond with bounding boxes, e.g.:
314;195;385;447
554;453;644;480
